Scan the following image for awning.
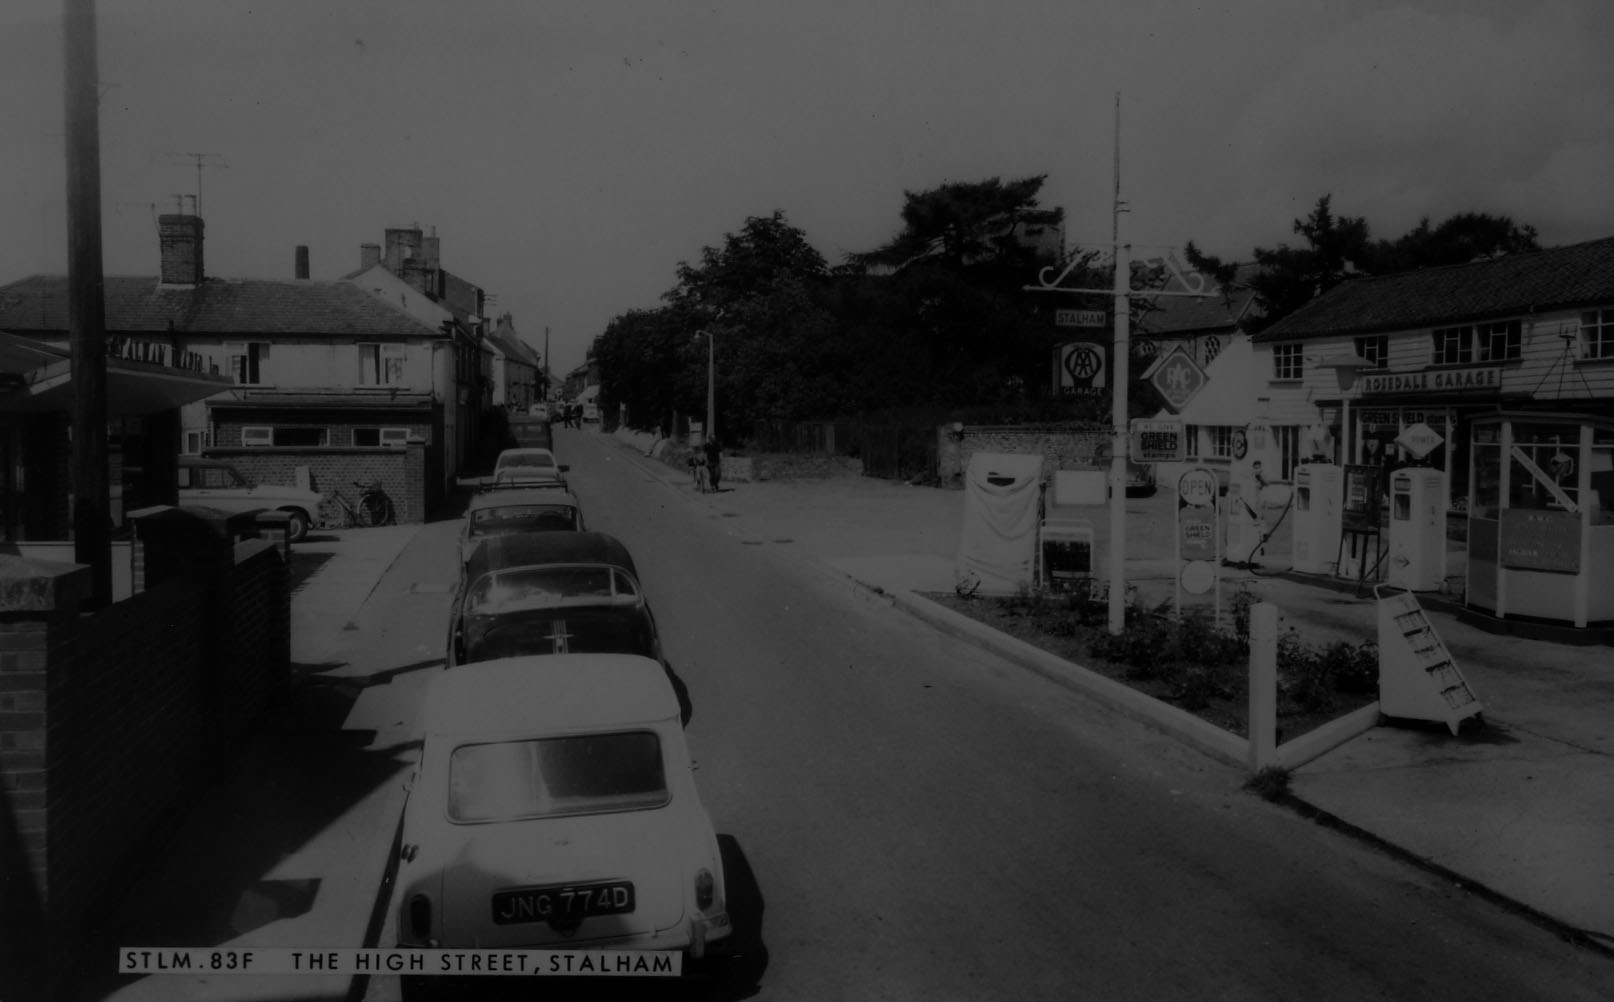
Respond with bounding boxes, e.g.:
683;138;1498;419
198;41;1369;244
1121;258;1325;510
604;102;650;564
0;334;234;415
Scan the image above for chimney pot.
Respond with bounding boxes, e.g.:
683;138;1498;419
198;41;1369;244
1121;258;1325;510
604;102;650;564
295;245;310;280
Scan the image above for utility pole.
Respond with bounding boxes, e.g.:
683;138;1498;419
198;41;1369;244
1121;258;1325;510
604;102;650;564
65;0;111;607
544;326;551;401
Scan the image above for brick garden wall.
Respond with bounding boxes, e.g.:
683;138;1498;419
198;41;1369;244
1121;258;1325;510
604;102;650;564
0;507;292;999
937;424;1113;487
205;443;429;524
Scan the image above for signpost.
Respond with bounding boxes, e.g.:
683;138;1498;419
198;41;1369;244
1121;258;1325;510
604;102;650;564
1149;347;1209;414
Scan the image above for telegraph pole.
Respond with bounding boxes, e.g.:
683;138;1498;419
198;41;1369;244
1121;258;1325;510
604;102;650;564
65;0;111;608
544;326;551;401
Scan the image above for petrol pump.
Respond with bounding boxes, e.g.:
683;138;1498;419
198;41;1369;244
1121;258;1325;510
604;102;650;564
1387;467;1446;591
1225;420;1280;566
1292;463;1344;574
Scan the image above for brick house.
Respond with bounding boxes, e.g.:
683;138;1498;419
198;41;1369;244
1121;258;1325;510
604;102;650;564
0;213;482;523
486;313;544;411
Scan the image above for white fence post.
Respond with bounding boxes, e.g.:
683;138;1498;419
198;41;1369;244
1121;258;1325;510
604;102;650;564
1248;601;1278;770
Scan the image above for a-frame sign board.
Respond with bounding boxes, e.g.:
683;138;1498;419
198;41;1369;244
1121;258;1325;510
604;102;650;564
1376;588;1482;735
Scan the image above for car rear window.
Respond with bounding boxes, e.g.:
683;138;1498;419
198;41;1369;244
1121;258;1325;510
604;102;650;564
470;505;578;536
448;732;668;822
466;567;637;614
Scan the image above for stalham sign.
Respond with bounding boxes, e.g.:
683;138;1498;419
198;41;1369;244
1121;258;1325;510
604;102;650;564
1358;366;1500;395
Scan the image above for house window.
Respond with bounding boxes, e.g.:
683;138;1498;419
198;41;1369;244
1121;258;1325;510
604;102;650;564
1354;335;1389;369
182;429;210;455
1476;321;1521;362
225;342;270;385
353;427;410;448
1272;344;1304;380
1207;426;1237;459
273;427;328;447
1431;327;1474;365
241;426;273;447
1580;309;1614;360
358;343;407;386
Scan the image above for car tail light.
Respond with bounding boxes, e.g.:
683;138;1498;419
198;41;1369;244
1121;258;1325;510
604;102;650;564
695;868;715;910
408;894;433;940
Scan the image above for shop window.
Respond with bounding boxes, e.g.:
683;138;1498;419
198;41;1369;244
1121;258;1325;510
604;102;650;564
1272;344;1303;380
358;343;407;386
1354;335;1389;369
1581;309;1614;360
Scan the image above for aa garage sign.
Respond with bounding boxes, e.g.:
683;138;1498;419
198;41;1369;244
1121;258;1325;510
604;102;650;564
1053;340;1108;397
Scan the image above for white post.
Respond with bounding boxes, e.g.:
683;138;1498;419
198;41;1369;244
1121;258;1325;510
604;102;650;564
1248;601;1278;769
1107;229;1130;635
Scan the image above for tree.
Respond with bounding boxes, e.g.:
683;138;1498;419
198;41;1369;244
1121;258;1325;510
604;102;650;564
1186;197;1540;334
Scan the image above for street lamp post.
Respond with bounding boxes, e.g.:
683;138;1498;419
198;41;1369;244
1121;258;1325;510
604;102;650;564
1324;355;1374;465
705;328;716;446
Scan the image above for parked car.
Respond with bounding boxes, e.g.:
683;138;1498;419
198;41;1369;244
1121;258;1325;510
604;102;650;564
528;402;550;420
492;447;567;489
394;654;731;995
448;531;652;667
460;488;585;566
176;456;322;542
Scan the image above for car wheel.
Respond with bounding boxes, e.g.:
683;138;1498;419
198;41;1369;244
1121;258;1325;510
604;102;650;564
283;508;310;543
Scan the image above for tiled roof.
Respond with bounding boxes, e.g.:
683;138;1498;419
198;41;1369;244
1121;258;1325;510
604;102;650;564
1134;263;1260;338
0;275;445;338
1255;236;1614;341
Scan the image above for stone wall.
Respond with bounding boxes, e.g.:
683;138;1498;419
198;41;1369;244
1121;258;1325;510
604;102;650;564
937;424;1113;487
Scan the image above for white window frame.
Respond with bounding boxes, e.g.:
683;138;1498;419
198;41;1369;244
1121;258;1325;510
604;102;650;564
1579;309;1614;360
1272;344;1304;381
1431;326;1475;366
1207;425;1236;459
358;342;408;387
1475;320;1521;362
182;429;210;455
353;426;411;448
1354;334;1389;369
224;341;270;385
241;426;273;447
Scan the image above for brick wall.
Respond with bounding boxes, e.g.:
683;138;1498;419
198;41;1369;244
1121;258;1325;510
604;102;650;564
0;507;292;998
205;447;422;525
937;424;1113;486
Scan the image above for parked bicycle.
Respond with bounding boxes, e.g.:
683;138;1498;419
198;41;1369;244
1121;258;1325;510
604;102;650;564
329;480;396;528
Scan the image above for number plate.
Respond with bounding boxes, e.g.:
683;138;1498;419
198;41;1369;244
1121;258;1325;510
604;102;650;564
492;881;635;925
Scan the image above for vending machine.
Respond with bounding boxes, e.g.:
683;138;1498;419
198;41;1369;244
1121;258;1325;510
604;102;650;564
1292;463;1344;574
1387;468;1447;591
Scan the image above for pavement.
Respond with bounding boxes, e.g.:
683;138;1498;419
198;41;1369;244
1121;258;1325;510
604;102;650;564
70;429;1613;1000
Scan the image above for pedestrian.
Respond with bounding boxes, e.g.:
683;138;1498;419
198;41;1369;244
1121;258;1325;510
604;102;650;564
702;436;722;493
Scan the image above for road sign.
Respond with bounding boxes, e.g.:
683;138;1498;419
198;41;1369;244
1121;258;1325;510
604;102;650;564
1053;340;1107;397
1149;347;1208;413
1055;308;1107;328
1131;419;1186;462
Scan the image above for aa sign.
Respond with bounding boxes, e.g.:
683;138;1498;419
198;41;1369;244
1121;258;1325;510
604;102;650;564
1053;340;1107;397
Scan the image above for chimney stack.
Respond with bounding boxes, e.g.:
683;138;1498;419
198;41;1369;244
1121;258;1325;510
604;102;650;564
383;226;423;273
295;245;310;280
158;214;205;286
360;242;381;271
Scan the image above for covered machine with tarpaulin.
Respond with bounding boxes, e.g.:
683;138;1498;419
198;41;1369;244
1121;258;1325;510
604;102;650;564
955;452;1046;595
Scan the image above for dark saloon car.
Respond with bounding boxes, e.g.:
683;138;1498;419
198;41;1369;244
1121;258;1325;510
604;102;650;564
446;531;691;723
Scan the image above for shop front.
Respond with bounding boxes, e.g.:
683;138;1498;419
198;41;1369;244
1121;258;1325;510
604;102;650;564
1347;363;1510;514
1465;412;1614;629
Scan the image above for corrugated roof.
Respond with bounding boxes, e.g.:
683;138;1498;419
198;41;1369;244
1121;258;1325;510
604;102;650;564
1256;236;1614;341
0;274;445;338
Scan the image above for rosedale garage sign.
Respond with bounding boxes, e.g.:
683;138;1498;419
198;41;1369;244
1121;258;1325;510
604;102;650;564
1358;366;1500;395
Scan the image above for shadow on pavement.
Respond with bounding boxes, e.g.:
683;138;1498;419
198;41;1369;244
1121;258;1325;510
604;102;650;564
288;548;335;593
66;663;419;1002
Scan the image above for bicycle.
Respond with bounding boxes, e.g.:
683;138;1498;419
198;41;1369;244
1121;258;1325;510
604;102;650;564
328;480;396;528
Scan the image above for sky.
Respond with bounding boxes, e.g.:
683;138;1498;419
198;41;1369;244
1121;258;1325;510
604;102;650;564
3;0;1612;378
